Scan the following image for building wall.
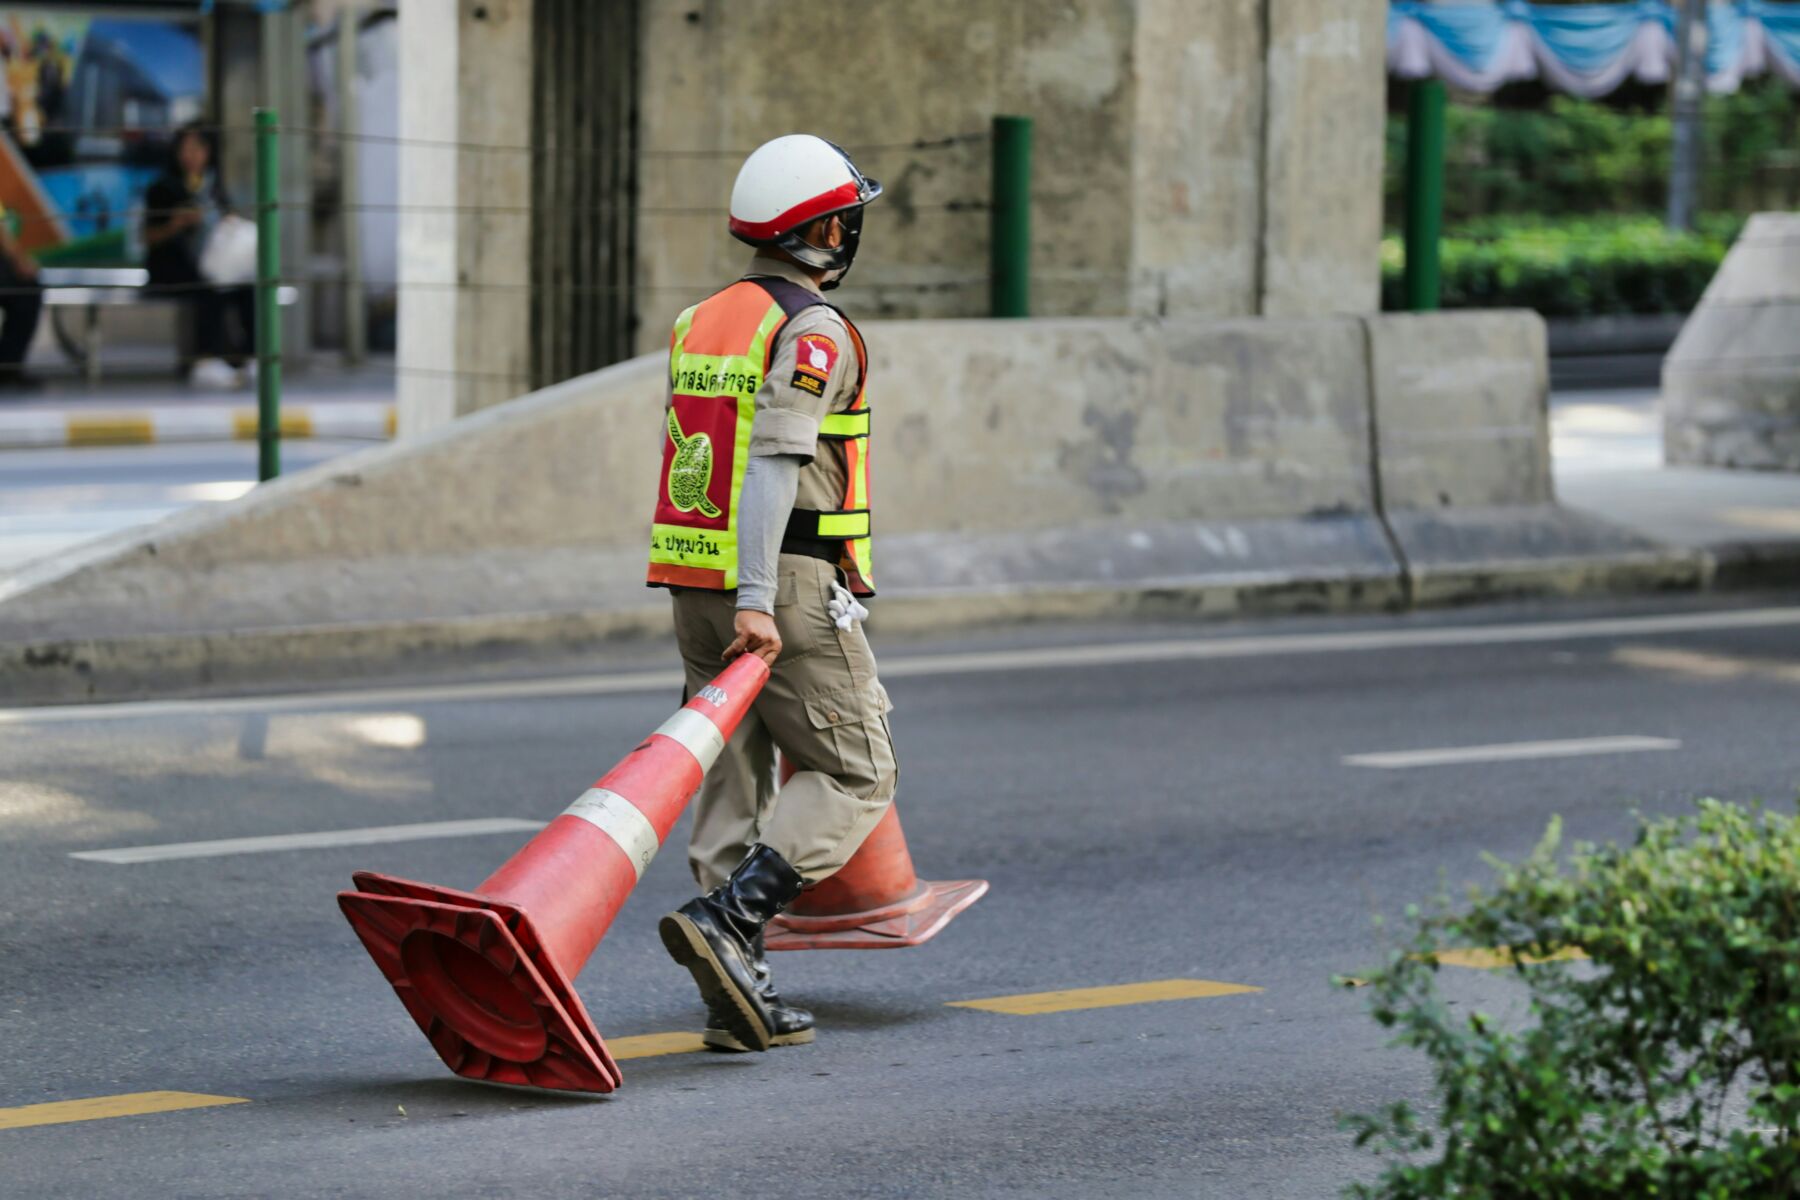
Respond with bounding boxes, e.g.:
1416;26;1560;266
633;0;1384;352
399;0;1387;429
635;0;1140;352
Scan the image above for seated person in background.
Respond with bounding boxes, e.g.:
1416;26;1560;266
143;122;255;389
0;199;42;392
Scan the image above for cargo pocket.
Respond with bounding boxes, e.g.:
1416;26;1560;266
800;680;897;798
772;566;823;662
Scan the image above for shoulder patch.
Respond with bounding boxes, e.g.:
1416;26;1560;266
793;333;839;381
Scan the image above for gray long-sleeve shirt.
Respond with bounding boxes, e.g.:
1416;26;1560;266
734;452;801;614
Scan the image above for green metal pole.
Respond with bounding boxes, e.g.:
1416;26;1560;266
989;115;1031;318
1402;80;1446;312
255;107;282;481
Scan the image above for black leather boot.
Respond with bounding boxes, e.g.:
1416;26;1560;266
702;932;816;1052
660;845;804;1052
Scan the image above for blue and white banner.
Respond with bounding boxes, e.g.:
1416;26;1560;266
1388;1;1800;96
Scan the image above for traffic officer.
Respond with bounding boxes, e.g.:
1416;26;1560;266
649;135;894;1054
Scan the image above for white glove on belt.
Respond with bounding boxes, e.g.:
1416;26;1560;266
827;581;870;631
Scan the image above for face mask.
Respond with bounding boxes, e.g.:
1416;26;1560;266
819;205;864;292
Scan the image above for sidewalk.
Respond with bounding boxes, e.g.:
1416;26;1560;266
1552;388;1800;586
0;356;395;447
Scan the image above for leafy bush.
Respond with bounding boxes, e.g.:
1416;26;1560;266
1379;215;1741;316
1344;800;1800;1198
1383;81;1800;227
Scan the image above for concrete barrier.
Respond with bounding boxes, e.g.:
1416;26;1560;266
0;310;1698;704
1664;213;1800;472
1364;310;1698;605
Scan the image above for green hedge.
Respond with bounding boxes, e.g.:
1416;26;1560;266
1379;215;1741;317
1345;801;1800;1198
1383;81;1800;226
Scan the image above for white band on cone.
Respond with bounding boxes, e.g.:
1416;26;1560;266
653;708;727;772
562;788;661;880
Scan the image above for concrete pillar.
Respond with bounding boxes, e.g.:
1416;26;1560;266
397;0;533;437
1127;0;1264;318
1664;213;1800;471
1258;0;1386;317
1127;0;1385;320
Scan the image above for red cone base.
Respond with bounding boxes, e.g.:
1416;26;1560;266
764;801;988;951
338;872;620;1093
764;877;989;950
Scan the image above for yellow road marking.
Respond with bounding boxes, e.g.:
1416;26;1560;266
233;409;314;440
608;1031;709;1060
0;1091;248;1131
66;414;155;446
1432;946;1588;970
947;978;1261;1016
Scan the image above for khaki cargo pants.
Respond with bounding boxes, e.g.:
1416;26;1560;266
671;553;898;890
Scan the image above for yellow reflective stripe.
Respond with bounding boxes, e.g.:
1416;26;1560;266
649;522;738;573
669;305;698;384
670;351;763;398
720;301;785;589
745;300;788;370
815;510;870;539
723;392;755;589
819;410;869;438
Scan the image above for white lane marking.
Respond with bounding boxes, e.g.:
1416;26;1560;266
0;668;684;726
1345;735;1681;770
70;818;545;865
5;606;1799;727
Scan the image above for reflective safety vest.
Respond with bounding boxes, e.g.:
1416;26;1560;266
646;276;874;596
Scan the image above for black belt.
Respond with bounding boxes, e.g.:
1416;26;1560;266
780;536;840;563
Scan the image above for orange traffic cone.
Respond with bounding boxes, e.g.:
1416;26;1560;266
763;757;987;951
337;654;769;1094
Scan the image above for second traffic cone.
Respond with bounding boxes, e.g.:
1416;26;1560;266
763;757;987;951
336;654;769;1094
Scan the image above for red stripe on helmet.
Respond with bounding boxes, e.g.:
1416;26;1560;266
729;181;863;242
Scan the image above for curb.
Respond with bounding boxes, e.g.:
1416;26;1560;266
0;549;1725;707
0;403;395;448
1705;540;1800;591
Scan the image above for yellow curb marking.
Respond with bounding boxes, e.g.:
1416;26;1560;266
384;407;398;438
947;977;1262;1016
1432;946;1588;970
66;414;155;446
233;409;314;440
608;1032;710;1060
0;1091;248;1131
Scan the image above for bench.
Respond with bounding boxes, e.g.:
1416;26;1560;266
39;266;298;386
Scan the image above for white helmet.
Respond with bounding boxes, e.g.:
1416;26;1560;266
729;134;882;289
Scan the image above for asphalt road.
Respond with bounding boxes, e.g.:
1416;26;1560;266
3;596;1798;1197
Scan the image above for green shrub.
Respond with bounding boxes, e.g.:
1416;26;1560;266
1383;81;1800;227
1379;215;1741;317
1343;800;1800;1198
